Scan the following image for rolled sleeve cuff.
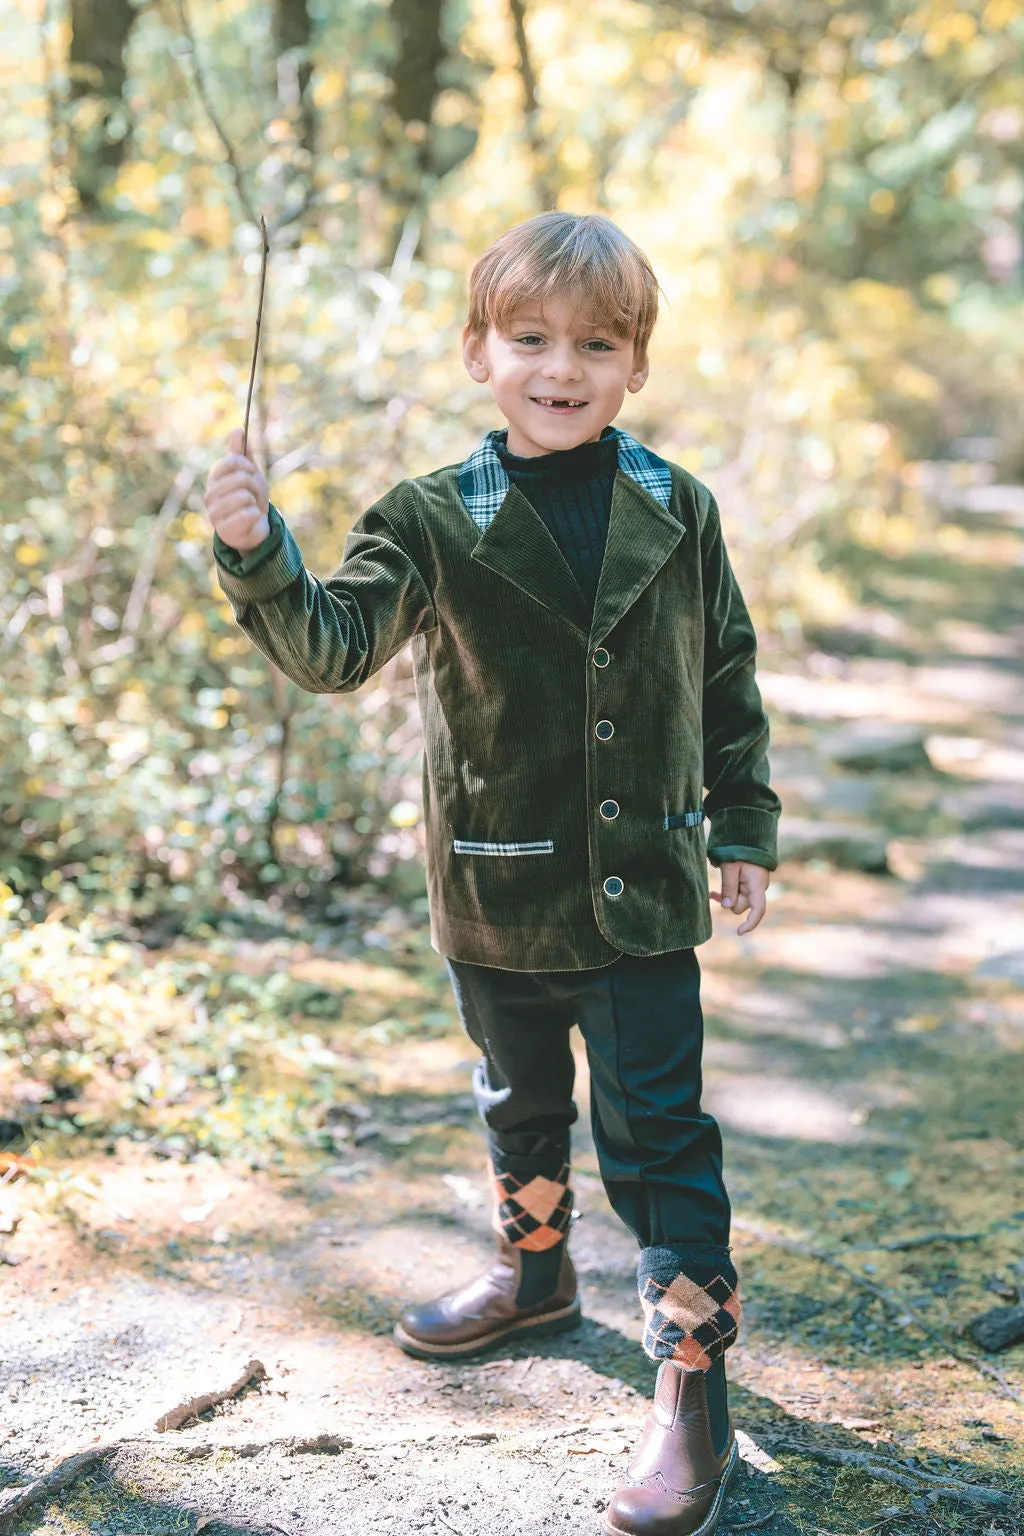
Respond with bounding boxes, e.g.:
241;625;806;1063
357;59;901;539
213;503;304;605
705;806;779;870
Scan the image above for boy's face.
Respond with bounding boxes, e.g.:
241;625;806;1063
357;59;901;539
462;291;649;458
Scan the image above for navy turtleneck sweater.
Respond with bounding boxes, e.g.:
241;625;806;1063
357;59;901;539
495;429;619;610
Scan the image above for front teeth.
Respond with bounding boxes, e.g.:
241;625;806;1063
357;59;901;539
536;398;585;407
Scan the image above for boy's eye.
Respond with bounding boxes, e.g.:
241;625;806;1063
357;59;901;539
514;333;545;345
583;339;614;352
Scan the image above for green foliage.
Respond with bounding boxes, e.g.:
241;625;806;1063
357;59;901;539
0;904;449;1162
1;0;1023;926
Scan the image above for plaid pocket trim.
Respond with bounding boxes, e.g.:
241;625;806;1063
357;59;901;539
664;810;706;830
453;839;554;856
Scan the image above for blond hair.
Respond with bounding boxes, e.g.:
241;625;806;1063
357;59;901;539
467;212;660;357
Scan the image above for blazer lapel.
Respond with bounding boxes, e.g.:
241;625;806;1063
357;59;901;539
470;483;592;636
591;471;685;643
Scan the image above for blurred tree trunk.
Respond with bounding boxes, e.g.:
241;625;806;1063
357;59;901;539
381;0;477;255
67;0;136;211
390;0;447;133
265;664;296;876
384;0;446;242
508;0;556;211
274;0;316;159
769;45;804;196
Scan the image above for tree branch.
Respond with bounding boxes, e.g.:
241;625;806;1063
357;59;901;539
733;1216;1022;1401
357;208;422;367
172;0;260;224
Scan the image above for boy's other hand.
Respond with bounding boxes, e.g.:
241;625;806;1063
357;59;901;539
203;428;270;552
710;861;770;935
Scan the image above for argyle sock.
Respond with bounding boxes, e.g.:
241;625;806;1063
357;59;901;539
637;1244;741;1371
490;1149;574;1309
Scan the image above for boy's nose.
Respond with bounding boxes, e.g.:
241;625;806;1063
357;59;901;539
541;346;583;381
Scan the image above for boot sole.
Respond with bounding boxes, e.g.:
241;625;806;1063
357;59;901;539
392;1299;582;1361
601;1437;740;1536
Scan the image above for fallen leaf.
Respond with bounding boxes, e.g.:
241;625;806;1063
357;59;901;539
735;1429;783;1474
567;1435;631;1456
180;1202;215;1224
894;1013;939;1035
828;1416;882;1430
441;1173;484;1208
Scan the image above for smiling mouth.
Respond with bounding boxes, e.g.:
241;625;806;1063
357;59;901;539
533;397;587;408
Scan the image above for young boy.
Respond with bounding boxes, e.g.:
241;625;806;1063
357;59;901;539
204;211;780;1536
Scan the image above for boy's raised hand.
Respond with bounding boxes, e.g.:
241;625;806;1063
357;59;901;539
710;861;770;934
203;428;270;552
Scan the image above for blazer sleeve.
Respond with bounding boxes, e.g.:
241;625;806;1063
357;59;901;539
698;489;781;870
212;484;436;694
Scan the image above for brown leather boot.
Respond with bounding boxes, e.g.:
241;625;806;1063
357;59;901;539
392;1231;580;1359
603;1360;739;1536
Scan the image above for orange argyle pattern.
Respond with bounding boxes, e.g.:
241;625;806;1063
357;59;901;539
491;1159;573;1252
638;1247;741;1369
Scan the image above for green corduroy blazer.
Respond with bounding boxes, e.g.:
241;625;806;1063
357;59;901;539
213;433;781;971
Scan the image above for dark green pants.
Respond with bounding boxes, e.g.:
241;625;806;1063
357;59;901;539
446;947;740;1367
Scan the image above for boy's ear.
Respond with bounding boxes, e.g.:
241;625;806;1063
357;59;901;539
462;324;490;383
627;351;650;394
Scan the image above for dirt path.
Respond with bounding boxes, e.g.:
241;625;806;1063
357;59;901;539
2;478;1023;1533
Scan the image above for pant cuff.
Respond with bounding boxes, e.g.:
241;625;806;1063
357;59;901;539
638;1244;740;1368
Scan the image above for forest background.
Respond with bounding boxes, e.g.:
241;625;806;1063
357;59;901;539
4;0;1023;942
1;0;1024;1532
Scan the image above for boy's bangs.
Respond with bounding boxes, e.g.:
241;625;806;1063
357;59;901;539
488;266;642;341
468;212;660;354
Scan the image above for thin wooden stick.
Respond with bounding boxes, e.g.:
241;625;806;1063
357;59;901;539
155;1358;267;1432
242;215;269;459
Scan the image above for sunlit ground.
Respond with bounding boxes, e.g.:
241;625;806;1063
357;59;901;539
2;493;1023;1531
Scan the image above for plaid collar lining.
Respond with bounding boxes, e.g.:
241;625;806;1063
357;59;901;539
457;428;673;534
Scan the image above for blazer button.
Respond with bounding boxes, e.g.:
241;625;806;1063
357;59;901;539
600;800;619;820
595;720;614;740
593;647;610;668
603;875;624;897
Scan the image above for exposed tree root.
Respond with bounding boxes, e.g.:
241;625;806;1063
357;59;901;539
0;1443;120;1532
857;1231;982;1252
766;1437;1009;1510
0;1427;393;1529
733;1216;1022;1401
0;1411;1009;1533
